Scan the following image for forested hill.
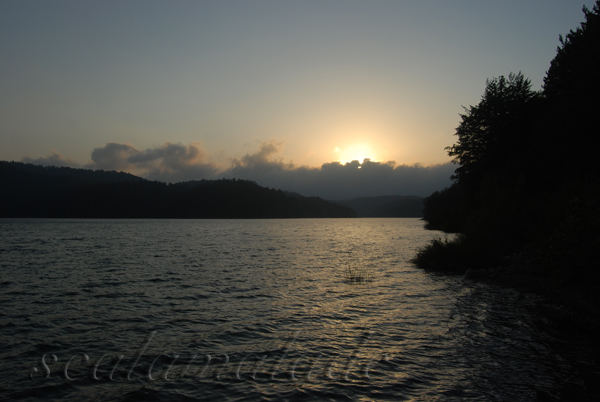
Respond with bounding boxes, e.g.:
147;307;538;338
0;161;355;218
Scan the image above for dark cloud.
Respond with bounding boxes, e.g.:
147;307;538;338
90;143;137;170
223;143;454;199
22;152;79;168
87;142;218;182
22;141;453;198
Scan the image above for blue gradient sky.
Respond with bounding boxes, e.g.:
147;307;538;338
0;0;594;168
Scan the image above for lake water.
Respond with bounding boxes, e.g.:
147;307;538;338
0;218;579;400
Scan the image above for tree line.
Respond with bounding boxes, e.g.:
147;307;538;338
416;2;600;295
0;161;355;218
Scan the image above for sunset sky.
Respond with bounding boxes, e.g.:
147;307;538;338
0;0;594;195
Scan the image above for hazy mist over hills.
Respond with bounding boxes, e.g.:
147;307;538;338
22;142;453;199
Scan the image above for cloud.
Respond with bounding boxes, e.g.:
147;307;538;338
90;143;138;171
22;152;79;168
235;142;282;168
22;141;454;198
223;143;454;199
87;142;218;182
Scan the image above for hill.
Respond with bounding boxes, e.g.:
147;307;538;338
0;161;355;218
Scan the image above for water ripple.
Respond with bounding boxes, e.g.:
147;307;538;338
0;218;582;400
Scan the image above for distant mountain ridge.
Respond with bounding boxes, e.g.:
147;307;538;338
337;195;424;217
0;161;355;218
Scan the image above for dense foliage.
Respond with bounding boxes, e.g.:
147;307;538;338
0;162;355;218
418;2;600;292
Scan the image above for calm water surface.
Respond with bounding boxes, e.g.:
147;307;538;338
0;219;576;400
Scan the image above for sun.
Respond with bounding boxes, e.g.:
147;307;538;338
334;143;376;164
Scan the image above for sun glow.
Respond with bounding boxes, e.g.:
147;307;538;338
334;143;377;164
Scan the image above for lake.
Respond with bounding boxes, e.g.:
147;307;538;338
0;218;578;400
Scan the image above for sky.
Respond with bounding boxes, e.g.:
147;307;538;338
0;0;594;197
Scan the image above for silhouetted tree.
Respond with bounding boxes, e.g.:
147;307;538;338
448;72;539;185
542;0;600;176
418;1;600;288
544;2;600;101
